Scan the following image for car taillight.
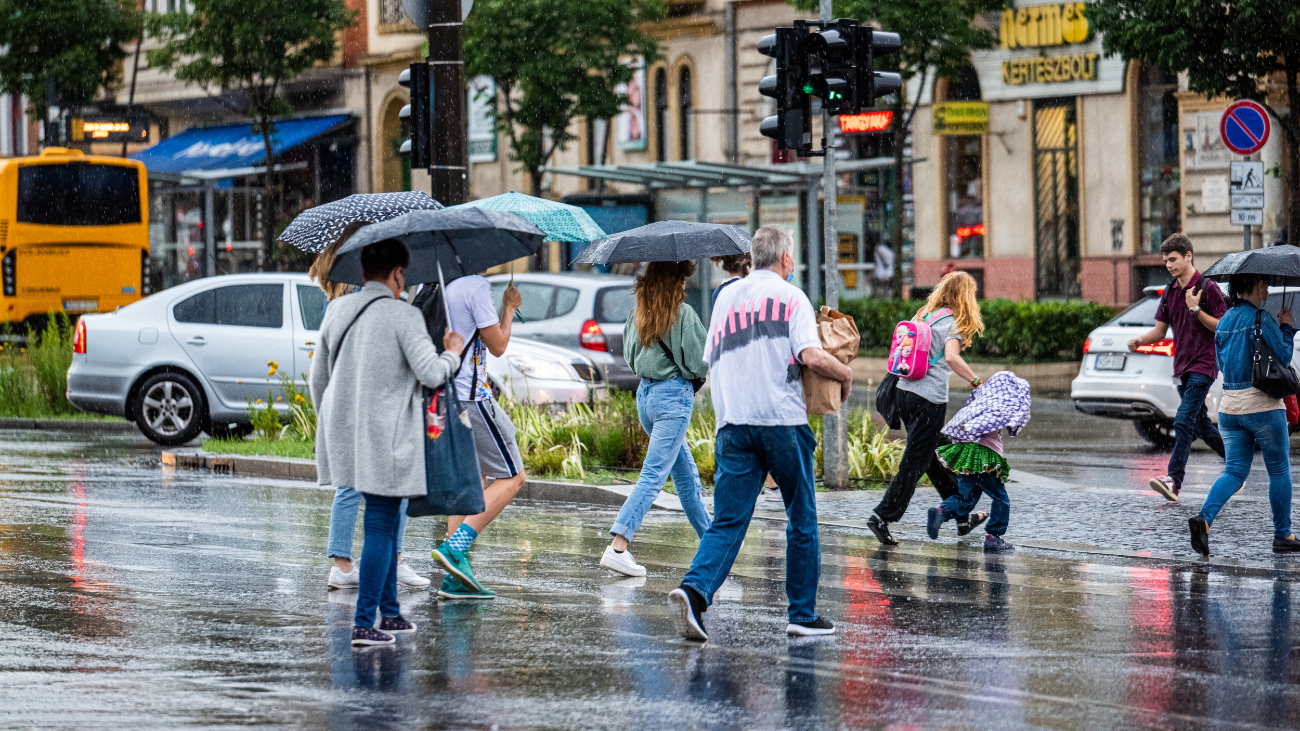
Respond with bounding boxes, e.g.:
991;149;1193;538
580;319;607;352
1135;338;1175;357
73;318;87;354
1082;338;1091;354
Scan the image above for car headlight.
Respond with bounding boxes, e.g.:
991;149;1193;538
506;354;575;381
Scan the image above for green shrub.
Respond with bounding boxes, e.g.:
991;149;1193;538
0;315;79;417
838;297;1119;362
594;426;629;466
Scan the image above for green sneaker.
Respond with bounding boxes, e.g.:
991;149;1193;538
437;574;496;600
432;543;485;593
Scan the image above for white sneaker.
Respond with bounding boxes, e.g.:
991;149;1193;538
1149;475;1179;502
327;565;359;590
396;560;432;588
600;545;647;577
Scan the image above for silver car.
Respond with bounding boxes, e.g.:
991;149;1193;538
66;273;608;445
1072;283;1298;447
485;272;639;390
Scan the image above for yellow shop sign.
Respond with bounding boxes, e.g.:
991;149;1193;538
933;102;989;135
1002;53;1100;85
1000;2;1090;50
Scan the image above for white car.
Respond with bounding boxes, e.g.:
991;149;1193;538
66;273;608;445
1072;283;1299;447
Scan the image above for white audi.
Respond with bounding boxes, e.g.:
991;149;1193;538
66;273;610;445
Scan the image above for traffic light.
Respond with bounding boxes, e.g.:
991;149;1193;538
863;31;902;108
398;62;432;169
758;27;812;152
803;21;855;114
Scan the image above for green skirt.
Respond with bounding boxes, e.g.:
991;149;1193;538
936;442;1010;482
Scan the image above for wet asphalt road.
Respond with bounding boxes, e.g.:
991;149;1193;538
3;402;1300;729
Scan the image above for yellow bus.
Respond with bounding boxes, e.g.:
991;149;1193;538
0;147;150;327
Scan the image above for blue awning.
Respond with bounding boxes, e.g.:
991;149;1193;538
131;114;351;178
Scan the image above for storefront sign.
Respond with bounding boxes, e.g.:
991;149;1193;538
932;102;989;135
839;110;893;134
1001;54;1099;86
68;115;148;143
1000;2;1090;49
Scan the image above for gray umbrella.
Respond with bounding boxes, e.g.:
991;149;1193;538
327;207;545;285
279;192;444;253
574;220;751;265
1203;245;1300;286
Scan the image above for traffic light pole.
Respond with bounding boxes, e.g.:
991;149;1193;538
425;0;468;206
819;0;848;489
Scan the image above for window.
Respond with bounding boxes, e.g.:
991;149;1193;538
594;286;634;323
17;163;141;226
1032;98;1081;299
554;287;579;317
1137;65;1181;253
677;66;693;160
379;0;408;25
942;66;983;259
654;68;669;162
173;284;283;328
1105;294;1160;327
492;281;554;321
297;285;326;331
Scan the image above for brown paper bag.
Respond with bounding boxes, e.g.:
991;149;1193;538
803;306;861;415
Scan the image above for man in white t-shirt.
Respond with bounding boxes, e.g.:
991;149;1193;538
667;225;853;642
429;273;523;599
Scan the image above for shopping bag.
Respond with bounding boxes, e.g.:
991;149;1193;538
802;306;861;415
406;378;485;517
1287;394;1299;426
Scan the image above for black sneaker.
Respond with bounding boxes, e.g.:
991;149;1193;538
1273;535;1300;553
668;585;708;642
867;514;898;546
1188;516;1210;556
378;615;417;634
786;615;836;637
957;512;988;536
351;626;395;647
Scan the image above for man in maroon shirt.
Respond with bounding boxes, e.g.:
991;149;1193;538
1128;234;1227;501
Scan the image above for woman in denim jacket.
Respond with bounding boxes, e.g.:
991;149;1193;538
1189;272;1300;555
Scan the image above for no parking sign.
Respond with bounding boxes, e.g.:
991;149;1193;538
1220;100;1271;156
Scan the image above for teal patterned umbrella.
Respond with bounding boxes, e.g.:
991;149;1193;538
454;191;606;243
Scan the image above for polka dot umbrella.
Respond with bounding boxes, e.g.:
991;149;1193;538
278;191;444;253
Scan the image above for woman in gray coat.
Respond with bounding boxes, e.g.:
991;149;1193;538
309;239;464;647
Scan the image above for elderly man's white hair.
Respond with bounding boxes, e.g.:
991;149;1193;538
751;225;794;270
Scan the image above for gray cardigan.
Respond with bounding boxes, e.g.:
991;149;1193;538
309;281;461;498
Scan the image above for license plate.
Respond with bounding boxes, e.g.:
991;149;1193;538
1095;353;1126;371
62;300;98;312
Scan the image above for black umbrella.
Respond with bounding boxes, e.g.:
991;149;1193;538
573;220;751;265
327;207;545;285
279;192;444;253
1203;245;1300;286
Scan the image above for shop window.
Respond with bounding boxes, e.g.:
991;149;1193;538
942;66;984;259
678;66;693;160
1033;97;1081;299
654;68;668;162
1137;65;1181;253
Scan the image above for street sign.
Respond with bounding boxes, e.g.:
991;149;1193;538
1230;160;1264;209
838;110;892;133
1220;100;1270;155
1230;209;1263;226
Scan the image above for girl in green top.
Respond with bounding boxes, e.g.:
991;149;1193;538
600;261;713;577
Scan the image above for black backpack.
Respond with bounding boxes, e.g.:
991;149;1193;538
411;283;451;352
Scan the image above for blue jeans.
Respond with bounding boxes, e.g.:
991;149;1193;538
610;378;712;541
1168;373;1225;487
354;494;404;628
327;486;407;559
681;424;820;624
940;472;1010;537
1201;410;1293;538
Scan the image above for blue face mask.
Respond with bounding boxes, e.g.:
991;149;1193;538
786;271;796;284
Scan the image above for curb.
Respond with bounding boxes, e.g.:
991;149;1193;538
161;449;682;511
0;417;137;433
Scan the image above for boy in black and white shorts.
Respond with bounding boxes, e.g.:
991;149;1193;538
430;272;525;599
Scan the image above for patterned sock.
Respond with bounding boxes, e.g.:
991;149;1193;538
446;524;478;554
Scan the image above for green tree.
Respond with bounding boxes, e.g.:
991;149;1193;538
464;0;665;196
1089;0;1300;243
791;0;1000;293
0;0;139;124
147;0;356;269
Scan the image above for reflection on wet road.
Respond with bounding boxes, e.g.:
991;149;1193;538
3;418;1300;729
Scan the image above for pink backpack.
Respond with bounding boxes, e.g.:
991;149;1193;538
886;308;953;380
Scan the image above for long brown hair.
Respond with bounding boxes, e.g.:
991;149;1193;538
919;271;984;348
308;221;367;301
635;260;695;346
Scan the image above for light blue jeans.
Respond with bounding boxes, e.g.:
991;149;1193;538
327;486;408;559
610;378;712;541
1201;410;1293;538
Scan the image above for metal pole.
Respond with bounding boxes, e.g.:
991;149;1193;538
724;2;738;165
806;178;820;303
204;181;216;278
698;187;712;325
820;0;848;489
426;0;468;205
1244;224;1252;251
